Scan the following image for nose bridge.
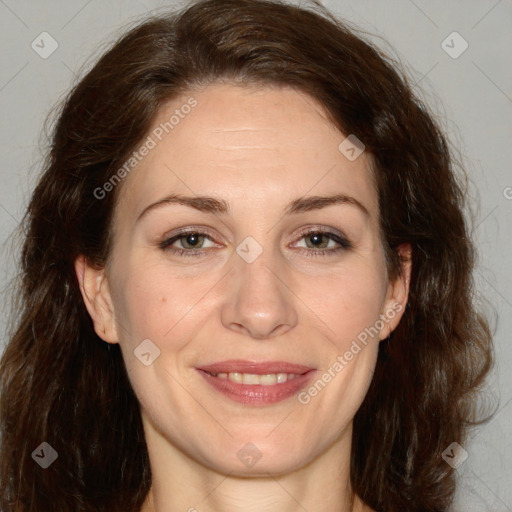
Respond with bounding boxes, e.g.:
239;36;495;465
237;239;279;296
221;235;298;339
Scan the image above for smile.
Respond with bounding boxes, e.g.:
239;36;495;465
196;360;316;406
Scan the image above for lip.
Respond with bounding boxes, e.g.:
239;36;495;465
196;360;316;406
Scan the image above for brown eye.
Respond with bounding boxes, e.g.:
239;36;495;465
304;232;330;249
294;229;352;256
159;229;218;257
179;233;206;249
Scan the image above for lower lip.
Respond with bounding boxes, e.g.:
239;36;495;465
197;369;316;406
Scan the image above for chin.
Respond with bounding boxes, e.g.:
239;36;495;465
200;437;313;476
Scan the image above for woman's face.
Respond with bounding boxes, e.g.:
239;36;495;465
78;83;410;475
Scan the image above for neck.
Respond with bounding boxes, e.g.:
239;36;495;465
141;480;370;512
139;413;373;512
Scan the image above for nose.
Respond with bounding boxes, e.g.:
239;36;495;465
220;245;298;340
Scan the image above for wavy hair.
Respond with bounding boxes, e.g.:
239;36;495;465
0;0;494;510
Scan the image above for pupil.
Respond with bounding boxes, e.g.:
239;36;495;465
186;234;200;247
306;233;328;249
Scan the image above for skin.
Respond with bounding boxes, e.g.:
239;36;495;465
76;83;411;512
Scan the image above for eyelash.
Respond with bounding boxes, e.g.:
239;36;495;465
158;227;353;258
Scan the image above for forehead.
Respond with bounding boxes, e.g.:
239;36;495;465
114;83;378;223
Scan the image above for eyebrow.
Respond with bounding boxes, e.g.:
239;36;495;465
135;192;370;222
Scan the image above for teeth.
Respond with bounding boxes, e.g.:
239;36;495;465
228;372;243;384
260;374;277;385
242;373;260;385
215;372;297;385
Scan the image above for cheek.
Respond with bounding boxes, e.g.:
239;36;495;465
112;259;216;350
302;263;387;351
111;263;206;408
296;268;386;437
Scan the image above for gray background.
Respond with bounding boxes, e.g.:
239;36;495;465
0;0;510;510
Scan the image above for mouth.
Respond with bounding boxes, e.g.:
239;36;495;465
196;360;316;406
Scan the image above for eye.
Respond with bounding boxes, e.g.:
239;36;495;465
292;228;352;257
159;229;218;257
158;227;352;259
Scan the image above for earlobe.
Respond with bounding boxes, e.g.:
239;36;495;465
74;255;119;344
380;243;412;340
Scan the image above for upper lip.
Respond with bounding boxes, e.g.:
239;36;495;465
197;359;315;375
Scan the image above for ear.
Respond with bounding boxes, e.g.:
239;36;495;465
74;255;119;344
379;243;412;341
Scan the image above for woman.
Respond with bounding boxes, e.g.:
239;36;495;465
0;0;494;510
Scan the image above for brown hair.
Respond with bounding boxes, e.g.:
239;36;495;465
0;0;494;510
